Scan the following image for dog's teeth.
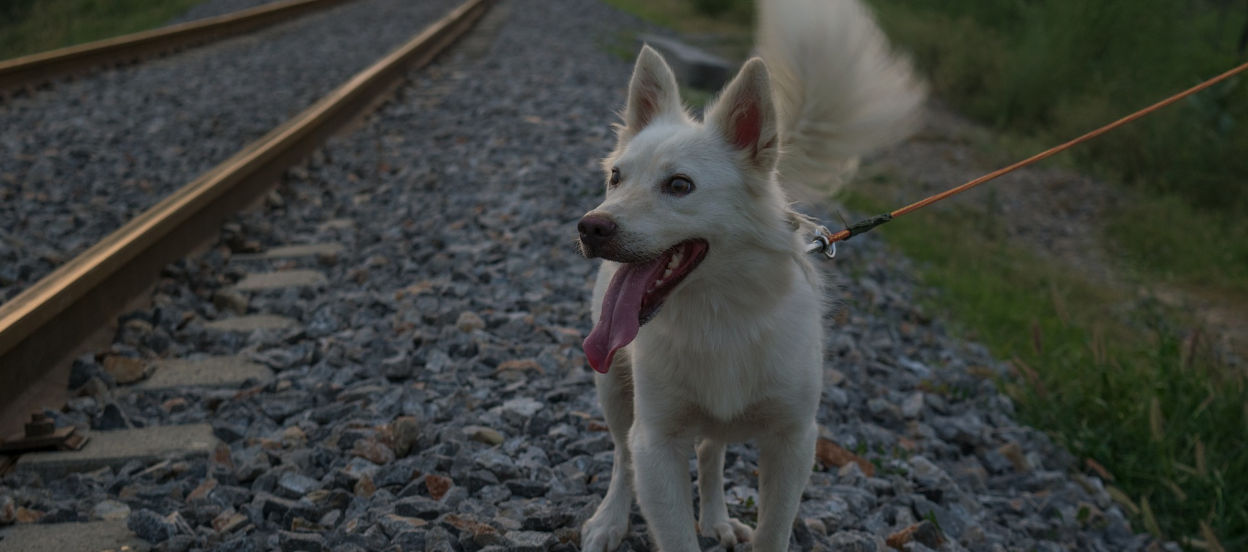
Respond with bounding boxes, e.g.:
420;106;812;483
663;268;672;278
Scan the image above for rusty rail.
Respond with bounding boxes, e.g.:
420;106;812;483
0;0;357;92
0;0;493;411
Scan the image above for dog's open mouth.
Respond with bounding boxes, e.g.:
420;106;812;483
583;239;709;373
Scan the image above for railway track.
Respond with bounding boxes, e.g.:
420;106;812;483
0;0;356;93
0;0;493;442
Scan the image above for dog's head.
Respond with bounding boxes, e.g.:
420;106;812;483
579;46;781;261
580;46;788;372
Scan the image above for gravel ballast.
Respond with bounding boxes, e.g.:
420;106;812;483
0;0;1163;550
0;0;459;303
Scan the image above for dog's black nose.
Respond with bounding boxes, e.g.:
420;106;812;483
578;214;617;252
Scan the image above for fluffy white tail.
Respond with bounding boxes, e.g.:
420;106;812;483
758;0;926;194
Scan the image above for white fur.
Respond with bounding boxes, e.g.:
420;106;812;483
760;0;927;194
579;2;924;550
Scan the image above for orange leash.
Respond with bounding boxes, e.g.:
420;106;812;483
810;59;1248;251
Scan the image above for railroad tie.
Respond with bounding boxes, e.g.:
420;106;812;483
229;270;329;292
138;357;274;391
229;242;345;262
203;314;299;332
14;424;219;480
0;519;149;552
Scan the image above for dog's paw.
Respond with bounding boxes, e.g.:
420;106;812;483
698;517;754;547
581;512;628;552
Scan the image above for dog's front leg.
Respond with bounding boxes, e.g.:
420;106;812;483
581;359;637;552
630;423;700;551
752;422;817;551
696;438;754;546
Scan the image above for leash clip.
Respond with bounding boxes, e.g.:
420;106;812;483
806;226;837;260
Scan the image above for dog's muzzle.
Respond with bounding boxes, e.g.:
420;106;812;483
577;214;617;258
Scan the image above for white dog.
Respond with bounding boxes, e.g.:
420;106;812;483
577;0;924;550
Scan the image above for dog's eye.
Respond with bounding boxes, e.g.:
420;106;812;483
609;167;621;187
662;175;695;196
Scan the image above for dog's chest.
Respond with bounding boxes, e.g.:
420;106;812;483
632;297;821;424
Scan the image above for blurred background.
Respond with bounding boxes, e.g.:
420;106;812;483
2;0;1245;549
1;0;202;58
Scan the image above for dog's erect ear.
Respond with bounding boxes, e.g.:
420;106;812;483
708;58;778;173
621;45;682;139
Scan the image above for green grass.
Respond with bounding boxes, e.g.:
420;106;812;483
868;0;1248;298
1107;195;1248;297
845;184;1248;550
0;0;201;60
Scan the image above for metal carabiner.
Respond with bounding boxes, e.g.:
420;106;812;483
805;226;837;260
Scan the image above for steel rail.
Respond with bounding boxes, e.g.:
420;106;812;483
0;0;356;92
0;0;493;407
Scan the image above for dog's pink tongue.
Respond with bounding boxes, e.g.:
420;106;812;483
583;262;657;373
